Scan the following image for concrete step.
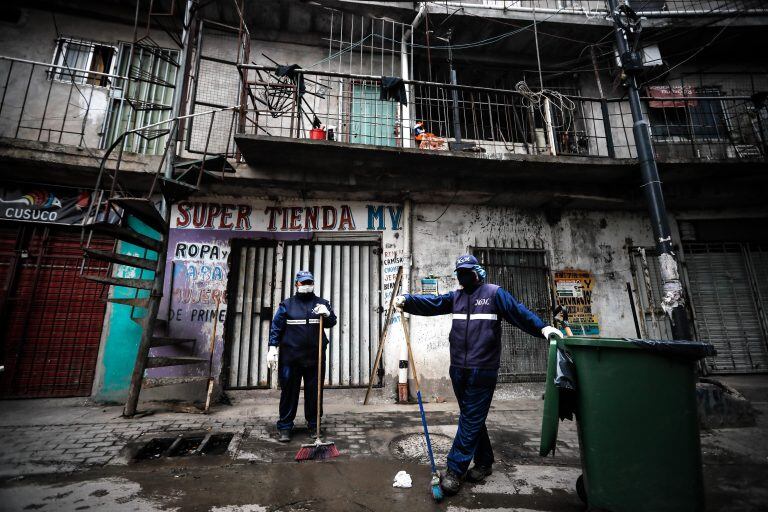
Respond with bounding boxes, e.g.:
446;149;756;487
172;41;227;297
146;356;207;368
150;336;197;348
142;376;210;388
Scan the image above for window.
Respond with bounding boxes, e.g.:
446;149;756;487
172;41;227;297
647;86;725;140
51;38;117;87
102;42;179;155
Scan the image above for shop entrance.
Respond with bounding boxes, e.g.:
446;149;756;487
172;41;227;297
224;237;382;389
0;223;111;398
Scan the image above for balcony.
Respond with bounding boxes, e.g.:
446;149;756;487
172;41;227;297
231;65;766;209
235;65;766;164
437;1;768;17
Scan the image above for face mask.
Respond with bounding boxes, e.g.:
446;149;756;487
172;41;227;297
297;284;314;294
457;271;478;289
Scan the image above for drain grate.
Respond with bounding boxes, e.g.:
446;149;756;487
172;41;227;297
133;432;234;461
389;432;453;465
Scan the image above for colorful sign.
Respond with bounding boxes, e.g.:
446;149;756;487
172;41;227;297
421;276;438;295
172;202;403;232
554;269;600;336
0;187;93;225
154;199;407;385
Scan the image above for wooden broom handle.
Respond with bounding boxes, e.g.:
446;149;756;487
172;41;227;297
316;315;323;439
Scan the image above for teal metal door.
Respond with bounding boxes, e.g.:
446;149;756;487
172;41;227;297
350;84;397;146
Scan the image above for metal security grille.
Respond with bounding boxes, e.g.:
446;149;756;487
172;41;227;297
0;223;112;398
629;247;674;340
474;248;552;382
226;242;277;389
225;238;381;389
685;243;768;374
186;22;244;157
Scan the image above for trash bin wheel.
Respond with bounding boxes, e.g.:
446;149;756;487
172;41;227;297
576;474;587;504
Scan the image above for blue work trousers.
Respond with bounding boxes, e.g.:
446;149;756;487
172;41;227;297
446;366;499;476
276;363;324;431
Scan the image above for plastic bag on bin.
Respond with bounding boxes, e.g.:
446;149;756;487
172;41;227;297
624;338;717;360
555;348;577;421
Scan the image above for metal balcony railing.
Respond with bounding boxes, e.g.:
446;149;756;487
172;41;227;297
642;93;768;160
2;56;765;164
438;1;768;16
0;56;123;148
237;65;767;162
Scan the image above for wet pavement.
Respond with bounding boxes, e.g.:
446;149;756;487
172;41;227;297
0;380;766;511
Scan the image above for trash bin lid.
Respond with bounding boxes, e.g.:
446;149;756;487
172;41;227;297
539;335;561;457
562;337;716;360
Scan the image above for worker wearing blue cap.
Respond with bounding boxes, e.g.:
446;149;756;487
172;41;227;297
268;270;337;442
394;254;562;496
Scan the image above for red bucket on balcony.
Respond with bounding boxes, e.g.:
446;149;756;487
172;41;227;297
309;128;327;140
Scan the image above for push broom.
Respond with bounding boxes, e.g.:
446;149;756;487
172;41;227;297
401;316;444;502
295;315;339;461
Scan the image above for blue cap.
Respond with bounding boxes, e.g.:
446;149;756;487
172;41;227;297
455;254;478;270
295;270;314;283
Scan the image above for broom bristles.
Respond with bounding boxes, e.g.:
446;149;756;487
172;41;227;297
295;441;339;461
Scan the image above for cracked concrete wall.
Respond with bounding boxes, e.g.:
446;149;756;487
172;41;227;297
406;203;658;396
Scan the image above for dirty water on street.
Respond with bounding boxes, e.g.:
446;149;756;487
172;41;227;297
0;457;584;512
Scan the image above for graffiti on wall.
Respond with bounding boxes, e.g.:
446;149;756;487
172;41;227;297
554;269;600;336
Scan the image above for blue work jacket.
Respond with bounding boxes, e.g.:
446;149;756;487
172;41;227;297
269;293;337;366
402;284;546;370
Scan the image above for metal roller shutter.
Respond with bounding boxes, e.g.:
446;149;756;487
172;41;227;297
225;239;381;389
0;224;112;398
685;243;768;373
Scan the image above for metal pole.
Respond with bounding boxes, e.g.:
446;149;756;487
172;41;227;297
448;42;462;143
607;0;691;340
164;0;194;182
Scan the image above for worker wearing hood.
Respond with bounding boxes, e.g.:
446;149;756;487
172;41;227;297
394;254;562;496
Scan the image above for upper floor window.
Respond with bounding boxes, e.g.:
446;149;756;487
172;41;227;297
50;38;117;87
647;85;725;140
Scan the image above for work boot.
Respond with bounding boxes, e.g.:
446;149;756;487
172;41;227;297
465;464;493;483
440;469;462;496
278;429;291;443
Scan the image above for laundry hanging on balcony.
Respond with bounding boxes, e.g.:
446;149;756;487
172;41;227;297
277;64;306;96
647;85;698;108
380;76;408;106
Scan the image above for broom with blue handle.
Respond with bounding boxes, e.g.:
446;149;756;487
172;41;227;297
401;316;444;502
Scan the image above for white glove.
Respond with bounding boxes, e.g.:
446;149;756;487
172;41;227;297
393;295;406;310
542;326;564;340
267;346;279;370
312;303;330;317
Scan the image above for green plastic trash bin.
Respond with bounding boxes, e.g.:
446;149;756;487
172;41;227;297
540;336;715;512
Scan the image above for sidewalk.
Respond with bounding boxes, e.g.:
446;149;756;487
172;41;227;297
0;382;766;511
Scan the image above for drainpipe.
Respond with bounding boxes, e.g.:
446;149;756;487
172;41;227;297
400;2;426;149
606;0;691;340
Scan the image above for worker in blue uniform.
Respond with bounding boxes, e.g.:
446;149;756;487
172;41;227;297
268;270;337;442
394;254;562;496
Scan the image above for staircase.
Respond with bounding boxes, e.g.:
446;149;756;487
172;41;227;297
81;110;236;417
